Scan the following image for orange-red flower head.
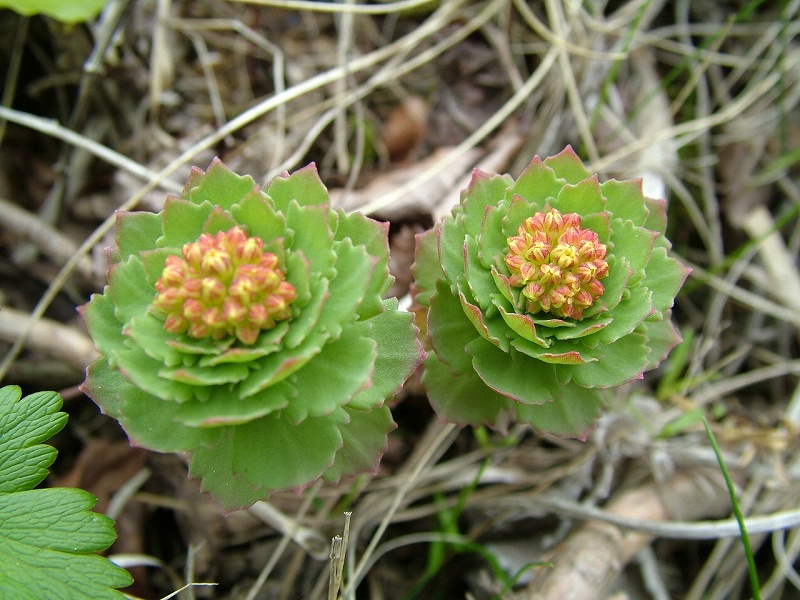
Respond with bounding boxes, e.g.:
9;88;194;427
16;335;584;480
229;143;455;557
152;226;296;344
504;208;608;319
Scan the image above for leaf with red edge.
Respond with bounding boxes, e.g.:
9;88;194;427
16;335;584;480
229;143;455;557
515;385;605;438
323;405;396;483
423;354;511;429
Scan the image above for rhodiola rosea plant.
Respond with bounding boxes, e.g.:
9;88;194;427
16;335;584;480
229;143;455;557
413;146;690;437
81;159;423;509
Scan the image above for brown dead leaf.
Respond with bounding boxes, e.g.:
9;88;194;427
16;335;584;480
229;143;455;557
381;96;430;163
55;438;149;513
388;223;423;299
329;146;483;220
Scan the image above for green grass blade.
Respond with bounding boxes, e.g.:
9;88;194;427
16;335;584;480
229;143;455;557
703;417;761;600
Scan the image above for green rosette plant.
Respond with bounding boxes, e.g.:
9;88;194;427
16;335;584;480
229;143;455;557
413;146;689;437
81;159;423;509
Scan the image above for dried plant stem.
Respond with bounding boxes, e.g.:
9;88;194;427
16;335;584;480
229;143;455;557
328;512;351;600
0;197;95;281
515;470;732;600
0;306;97;371
243;481;323;600
249;500;329;561
0;107;184;194
343;422;459;598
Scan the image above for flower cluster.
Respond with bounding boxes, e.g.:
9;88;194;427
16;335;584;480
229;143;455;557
413;146;689;437
81;160;423;509
152;227;297;344
504;208;609;320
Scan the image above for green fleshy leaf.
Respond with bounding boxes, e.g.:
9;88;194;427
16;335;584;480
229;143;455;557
490;266;515;306
333;210;392;319
140;247;180;287
189;444;270;509
642;247;691;313
641;311;682;370
159;362;249;386
543;145;592;184
0;386;132;598
477;205;508;269
464;235;498;311
265;163;329;212
591;254;632;316
108;256;154;323
318;238;374;339
422;353;512;428
551;317;611;340
174;381;293;427
185;158;258;211
81;293;125;365
601;179;649;226
199;323;288;365
497;304;549;348
0;489;132;599
644;197;669;237
125;312;188;368
428;280;481;375
168;335;234;356
201;205;238;234
323;406;395;483
579;211;612;244
283;275;328;349
467;338;559;404
458;285;505;349
460;170;512;236
502;195;537;239
116;383;223;452
195;408;346;501
81;359;128;420
230;192;290;245
438;216;467;284
238;327;328;399
284;250;311;307
565;332;650;388
531;315;575;328
0;387;65;494
551;176;606;214
157;197;214;248
114;345;196;403
609;219;657;279
595;284;654;345
412;228;445;309
115;211;162;258
283;324;375;424
508;156;563;208
509;334;599;364
349;299;423;410
286;201;336;276
515;385;605;438
510;338;592;365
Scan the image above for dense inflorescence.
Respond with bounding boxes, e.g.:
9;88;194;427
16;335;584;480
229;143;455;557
503;208;609;320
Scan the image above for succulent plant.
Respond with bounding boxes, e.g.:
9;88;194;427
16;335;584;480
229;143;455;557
81;160;423;509
413;146;689;437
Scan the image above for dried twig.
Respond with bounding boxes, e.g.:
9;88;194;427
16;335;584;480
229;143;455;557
0;305;97;371
513;470;733;600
